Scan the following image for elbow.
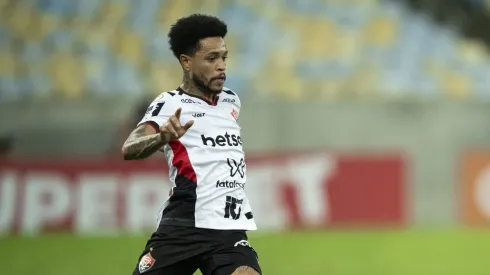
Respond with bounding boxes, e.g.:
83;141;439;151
121;146;131;160
121;145;145;160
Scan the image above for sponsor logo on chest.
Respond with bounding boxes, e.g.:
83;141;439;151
201;132;242;147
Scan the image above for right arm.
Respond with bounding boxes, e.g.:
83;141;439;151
121;124;168;160
121;107;194;160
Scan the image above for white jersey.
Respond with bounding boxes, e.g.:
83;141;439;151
138;87;257;231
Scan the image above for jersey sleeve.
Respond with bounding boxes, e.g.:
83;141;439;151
222;87;242;117
136;94;174;131
235;94;242;114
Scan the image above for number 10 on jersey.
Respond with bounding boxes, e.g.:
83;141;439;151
224;196;242;220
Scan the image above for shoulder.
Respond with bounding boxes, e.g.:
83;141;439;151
150;89;184;107
221;87;239;99
151;90;180;103
144;90;181;116
220;87;241;107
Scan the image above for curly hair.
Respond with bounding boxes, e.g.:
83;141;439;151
168;14;228;59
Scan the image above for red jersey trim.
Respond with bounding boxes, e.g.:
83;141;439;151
168;140;197;182
141;121;159;132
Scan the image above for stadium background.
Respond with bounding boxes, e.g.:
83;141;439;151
2;0;490;274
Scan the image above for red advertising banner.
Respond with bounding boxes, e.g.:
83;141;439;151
0;152;407;235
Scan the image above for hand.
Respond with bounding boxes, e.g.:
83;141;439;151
159;108;194;142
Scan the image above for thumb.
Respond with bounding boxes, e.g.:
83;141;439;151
182;120;194;130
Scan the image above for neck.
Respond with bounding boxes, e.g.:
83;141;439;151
180;74;216;102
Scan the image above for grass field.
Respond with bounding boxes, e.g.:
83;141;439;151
2;229;489;275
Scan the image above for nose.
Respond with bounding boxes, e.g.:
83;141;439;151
217;58;226;72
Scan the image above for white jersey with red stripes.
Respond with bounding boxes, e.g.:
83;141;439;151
137;87;257;231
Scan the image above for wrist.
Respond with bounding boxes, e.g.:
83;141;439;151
158;132;170;145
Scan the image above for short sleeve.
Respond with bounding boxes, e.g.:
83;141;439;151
222;87;241;118
235;95;242;115
136;94;173;130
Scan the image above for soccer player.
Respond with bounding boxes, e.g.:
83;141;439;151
122;14;261;275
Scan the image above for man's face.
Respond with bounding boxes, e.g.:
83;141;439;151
187;37;227;94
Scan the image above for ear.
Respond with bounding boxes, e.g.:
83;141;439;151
180;54;192;71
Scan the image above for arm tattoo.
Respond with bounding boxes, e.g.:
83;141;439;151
122;126;166;160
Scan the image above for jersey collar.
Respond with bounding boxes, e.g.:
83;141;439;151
176;87;219;106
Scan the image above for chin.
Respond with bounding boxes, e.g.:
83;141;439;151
209;85;224;94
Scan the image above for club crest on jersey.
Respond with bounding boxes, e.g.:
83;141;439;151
139;252;156;273
231;108;239;120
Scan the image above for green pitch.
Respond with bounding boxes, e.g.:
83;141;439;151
1;229;489;275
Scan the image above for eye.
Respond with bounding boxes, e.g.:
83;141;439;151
208;56;217;62
223;56;228;61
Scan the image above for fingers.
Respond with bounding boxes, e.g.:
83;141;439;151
165;122;179;139
174;107;182;119
169;115;181;129
183;120;194;130
159;108;193;140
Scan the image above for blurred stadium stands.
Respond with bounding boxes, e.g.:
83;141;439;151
1;0;490;101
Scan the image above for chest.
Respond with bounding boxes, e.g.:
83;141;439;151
179;102;241;141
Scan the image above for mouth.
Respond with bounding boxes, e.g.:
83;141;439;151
214;75;226;84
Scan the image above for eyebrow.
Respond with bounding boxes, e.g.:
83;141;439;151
206;50;228;56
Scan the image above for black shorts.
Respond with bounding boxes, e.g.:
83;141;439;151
132;225;261;275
